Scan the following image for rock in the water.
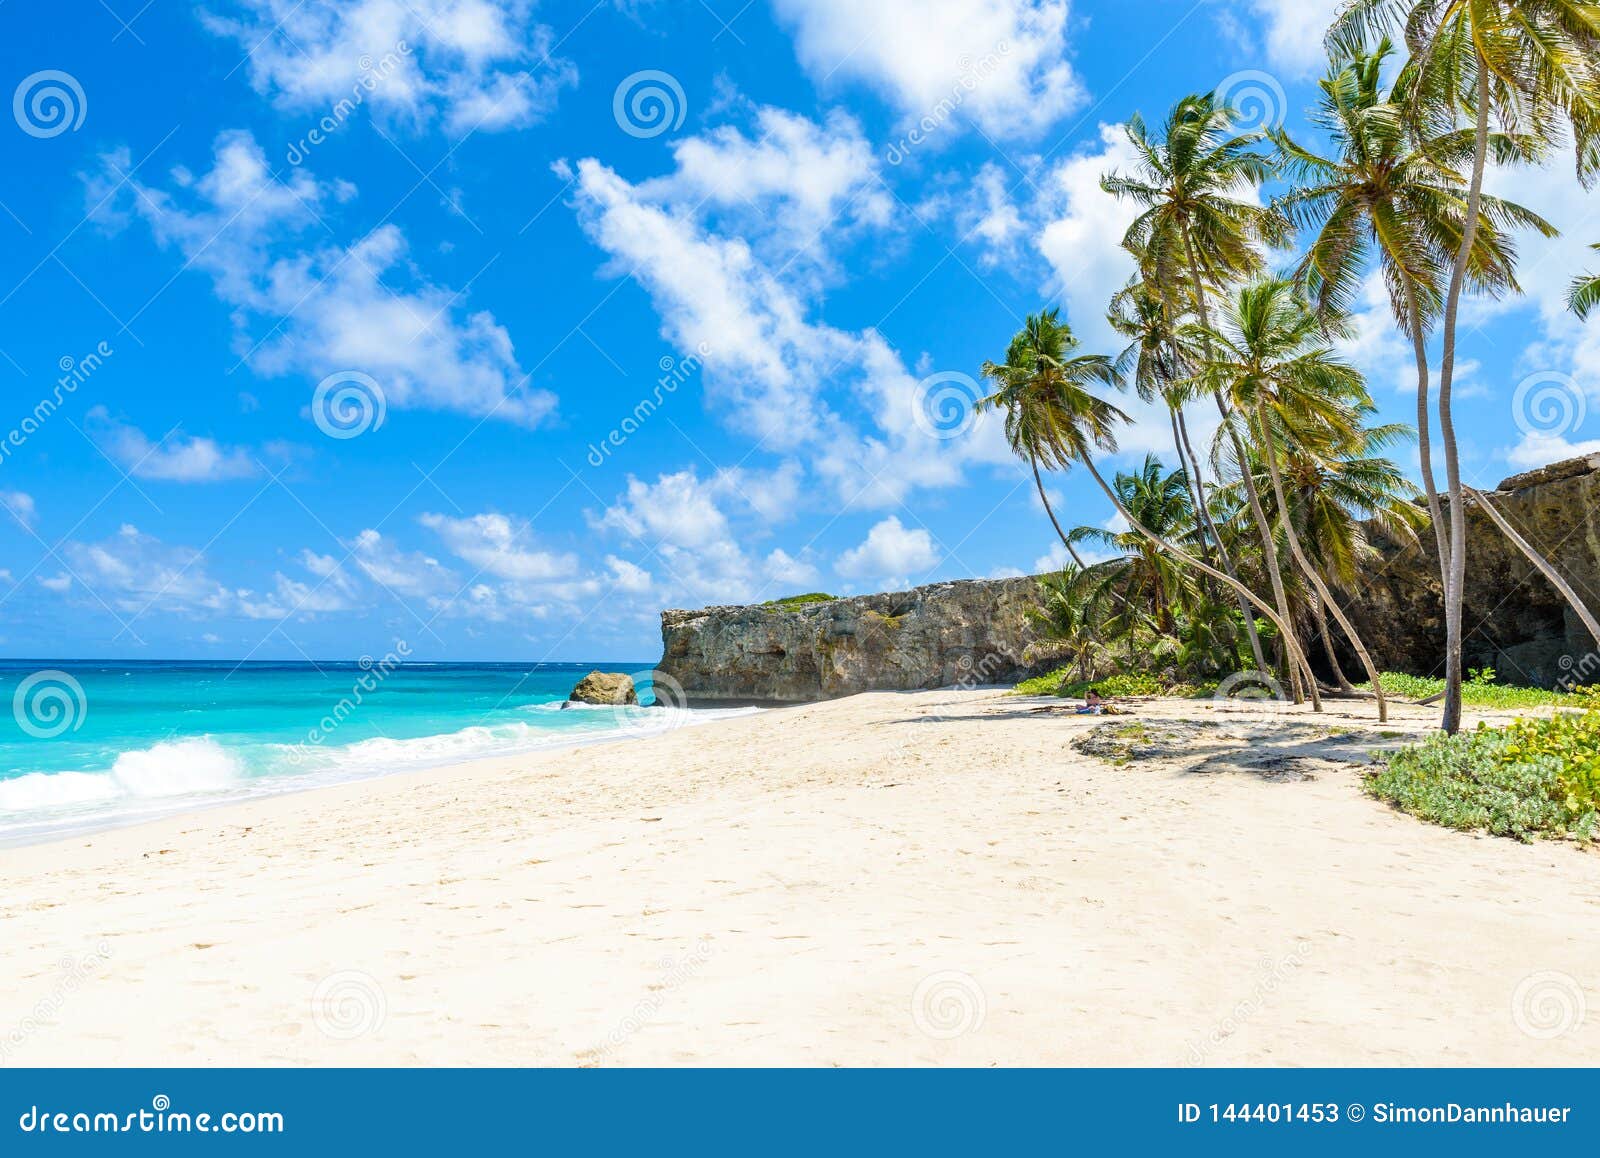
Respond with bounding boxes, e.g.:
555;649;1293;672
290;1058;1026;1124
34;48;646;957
568;671;637;705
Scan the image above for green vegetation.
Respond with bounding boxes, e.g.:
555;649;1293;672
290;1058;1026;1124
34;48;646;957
1370;706;1600;842
977;7;1600;736
761;593;835;609
1013;669;1207;699
1359;668;1583;710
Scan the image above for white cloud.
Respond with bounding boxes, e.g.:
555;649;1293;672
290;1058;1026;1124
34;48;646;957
93;131;555;428
1240;0;1343;77
1034;123;1143;351
643;106;893;276
39;573;72;593
0;490;36;528
835;515;940;588
420;511;577;581
348;528;458;598
772;0;1084;140
201;0;576;134
85;408;258;482
570;120;1004;508
593;467;822;608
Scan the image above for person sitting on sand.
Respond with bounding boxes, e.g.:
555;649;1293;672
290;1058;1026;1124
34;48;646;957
1076;689;1105;715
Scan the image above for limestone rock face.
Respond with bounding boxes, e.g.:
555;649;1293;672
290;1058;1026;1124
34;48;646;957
657;578;1053;703
1339;454;1600;688
655;455;1600;700
568;670;637;705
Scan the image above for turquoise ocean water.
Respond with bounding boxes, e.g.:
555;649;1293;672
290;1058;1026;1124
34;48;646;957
0;661;752;847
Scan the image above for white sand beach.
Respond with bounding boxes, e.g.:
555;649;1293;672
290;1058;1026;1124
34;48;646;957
2;689;1597;1067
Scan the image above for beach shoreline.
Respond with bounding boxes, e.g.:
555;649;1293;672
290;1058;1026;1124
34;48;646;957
3;688;1597;1067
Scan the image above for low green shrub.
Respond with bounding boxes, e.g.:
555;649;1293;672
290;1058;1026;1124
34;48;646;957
761;592;836;609
1369;709;1600;842
1359;668;1582;710
1012;670;1172;698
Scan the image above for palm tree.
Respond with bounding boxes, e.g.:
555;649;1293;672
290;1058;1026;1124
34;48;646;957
1194;279;1393;720
979;314;1107;569
1027;565;1114;683
1101;94;1309;703
1107;279;1270;670
1271;38;1552;579
980;309;1321;705
1261;418;1429;692
1332;0;1600;732
1068;454;1201;636
1569;243;1600;318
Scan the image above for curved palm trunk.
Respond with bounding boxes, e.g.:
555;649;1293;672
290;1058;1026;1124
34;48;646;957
1079;454;1321;711
1031;453;1086;570
1312;590;1356;692
1219;400;1308;702
1464;485;1600;647
1401;277;1451;570
1253;400;1388;721
1436;65;1490;734
1175;403;1268;672
1181;233;1306;702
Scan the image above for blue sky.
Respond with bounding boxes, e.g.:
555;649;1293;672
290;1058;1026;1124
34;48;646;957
0;0;1596;662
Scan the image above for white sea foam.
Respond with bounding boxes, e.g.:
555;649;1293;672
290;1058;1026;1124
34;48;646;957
0;738;242;812
0;704;759;846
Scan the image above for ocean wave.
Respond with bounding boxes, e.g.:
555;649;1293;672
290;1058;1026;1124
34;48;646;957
0;737;242;812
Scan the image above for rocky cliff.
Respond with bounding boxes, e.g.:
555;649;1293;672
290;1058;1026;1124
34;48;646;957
1341;453;1600;688
657;455;1600;702
657;577;1053;703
